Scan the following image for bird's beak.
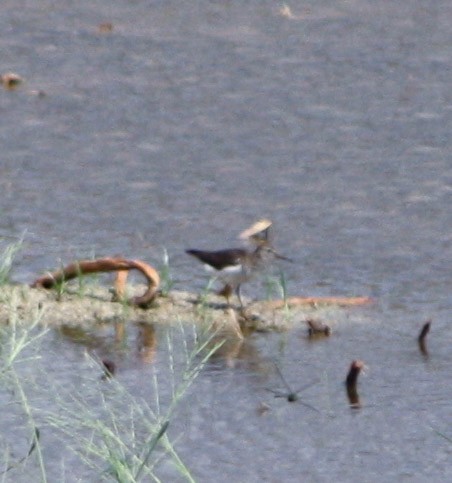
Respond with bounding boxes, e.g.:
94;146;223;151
274;251;293;263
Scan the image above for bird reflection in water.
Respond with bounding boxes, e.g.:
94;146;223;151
206;331;258;369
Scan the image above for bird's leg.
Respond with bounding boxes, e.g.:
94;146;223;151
218;284;233;307
236;284;244;310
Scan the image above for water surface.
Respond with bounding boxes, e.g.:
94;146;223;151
1;0;451;481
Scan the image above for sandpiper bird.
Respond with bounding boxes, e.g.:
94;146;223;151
186;243;292;307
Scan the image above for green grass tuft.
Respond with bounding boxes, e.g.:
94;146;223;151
0;233;25;285
158;248;175;296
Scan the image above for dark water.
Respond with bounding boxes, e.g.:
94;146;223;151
1;0;451;481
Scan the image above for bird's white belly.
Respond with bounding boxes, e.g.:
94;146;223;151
203;263;251;286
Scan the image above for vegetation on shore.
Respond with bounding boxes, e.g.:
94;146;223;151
0;238;224;481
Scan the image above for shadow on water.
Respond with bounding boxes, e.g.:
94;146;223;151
266;362;320;410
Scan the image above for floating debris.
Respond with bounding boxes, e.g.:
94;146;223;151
29;89;46;98
279;4;295;19
277;3;310;20
98;22;113;33
306;318;331;337
1;72;23;90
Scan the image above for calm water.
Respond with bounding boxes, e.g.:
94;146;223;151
1;0;451;481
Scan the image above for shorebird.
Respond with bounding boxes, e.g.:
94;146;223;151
185;243;292;307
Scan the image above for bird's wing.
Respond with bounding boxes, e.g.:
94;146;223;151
185;248;247;270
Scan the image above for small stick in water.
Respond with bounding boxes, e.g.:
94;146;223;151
418;320;431;357
346;360;365;408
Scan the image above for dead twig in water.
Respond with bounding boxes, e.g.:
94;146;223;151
267;296;373;309
31;256;160;308
417;320;431;357
346;360;365;409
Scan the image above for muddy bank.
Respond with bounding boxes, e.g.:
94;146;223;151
0;283;371;334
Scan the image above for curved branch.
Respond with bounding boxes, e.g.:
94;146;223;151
31;257;160;308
